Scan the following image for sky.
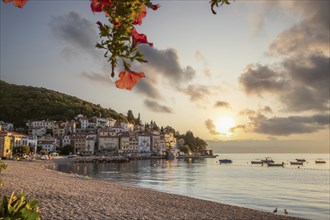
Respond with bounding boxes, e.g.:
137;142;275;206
1;0;329;153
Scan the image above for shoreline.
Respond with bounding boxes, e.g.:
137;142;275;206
0;160;301;219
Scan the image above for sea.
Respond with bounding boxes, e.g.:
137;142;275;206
50;153;330;220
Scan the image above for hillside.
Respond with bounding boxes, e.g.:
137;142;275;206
0;80;127;127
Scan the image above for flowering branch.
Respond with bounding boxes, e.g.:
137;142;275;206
3;0;231;90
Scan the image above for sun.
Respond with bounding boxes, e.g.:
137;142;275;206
215;117;235;136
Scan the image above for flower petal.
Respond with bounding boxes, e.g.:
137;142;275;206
131;28;153;47
132;5;146;25
13;0;28;8
91;0;103;13
115;69;145;90
149;3;160;10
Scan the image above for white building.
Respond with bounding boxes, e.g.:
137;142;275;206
120;122;134;132
0;121;14;131
62;135;71;147
79;117;89;130
98;129;119;153
118;133;130;153
151;135;161;155
44;120;55;130
31;120;45;128
129;136;138;153
31;127;47;137
85;134;96;154
94;117;110;128
38;136;58;153
137;135;151;153
22;136;38;148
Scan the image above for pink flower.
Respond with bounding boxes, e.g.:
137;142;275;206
131;28;153;48
115;68;145;90
3;0;28;8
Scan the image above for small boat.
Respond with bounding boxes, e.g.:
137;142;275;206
267;162;284;167
315;160;326;164
296;159;306;162
219;159;232;164
290;161;303;165
251;161;263;164
261;157;274;164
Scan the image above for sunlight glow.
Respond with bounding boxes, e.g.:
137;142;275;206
215;117;236;136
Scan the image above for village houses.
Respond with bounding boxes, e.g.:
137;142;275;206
1;115;177;158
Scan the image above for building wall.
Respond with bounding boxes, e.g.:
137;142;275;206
85;139;95;153
73;138;85;154
98;136;119;152
119;136;130;153
0;135;12;158
138;136;151;153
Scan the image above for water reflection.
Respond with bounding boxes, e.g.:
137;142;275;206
52;154;330;220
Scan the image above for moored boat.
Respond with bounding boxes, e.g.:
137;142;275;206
290;161;304;165
296;158;306;162
315;160;326;164
267;162;284;167
219;159;232;164
251;161;263;164
261;157;274;164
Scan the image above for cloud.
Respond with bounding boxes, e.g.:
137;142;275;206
240;1;329;113
237;110;329;136
194;50;204;61
280;55;330;112
260;106;273;114
249;1;282;35
143;99;173;113
240;55;330;112
140;46;196;86
205;119;220;135
135;79;163;100
81;71;114;84
239;64;289;95
49;11;99;59
195;50;212;77
214;101;231;109
268;1;329;57
251;114;329;136
181;84;211;102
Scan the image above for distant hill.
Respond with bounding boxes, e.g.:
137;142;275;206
0;80;127;127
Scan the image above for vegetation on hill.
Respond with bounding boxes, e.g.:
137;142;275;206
0;80;127;127
0;80;208;151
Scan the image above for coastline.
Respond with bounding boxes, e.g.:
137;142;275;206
0;160;301;220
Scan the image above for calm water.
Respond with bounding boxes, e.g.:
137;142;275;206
51;154;330;220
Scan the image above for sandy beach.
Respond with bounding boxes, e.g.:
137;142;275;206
0;160;301;220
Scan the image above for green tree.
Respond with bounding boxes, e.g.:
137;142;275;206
39;150;47;156
181;145;191;154
195;137;208;152
59;145;74;155
13;146;30;156
127;110;135;123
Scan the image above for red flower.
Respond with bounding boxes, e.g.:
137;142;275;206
132;5;147;25
3;0;28;8
131;28;153;48
115;68;145;90
114;21;121;27
148;3;160;10
90;0;112;13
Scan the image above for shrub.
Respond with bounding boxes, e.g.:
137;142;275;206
0;192;40;220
